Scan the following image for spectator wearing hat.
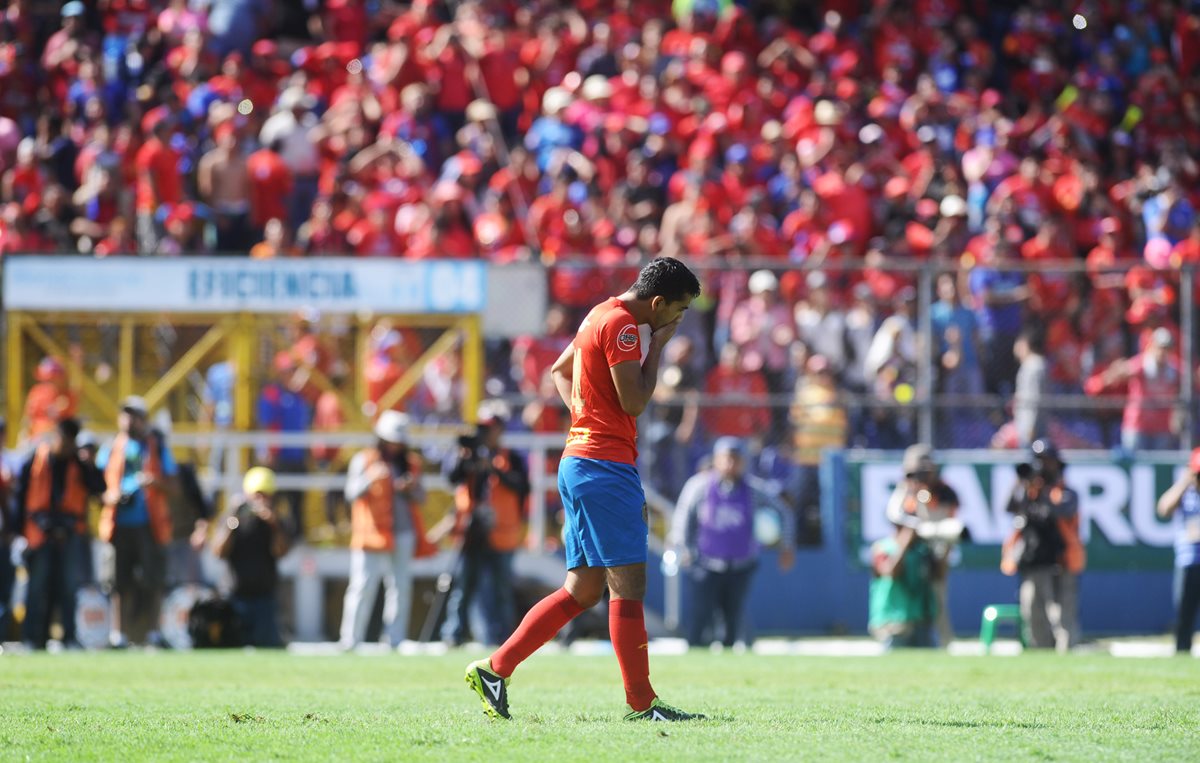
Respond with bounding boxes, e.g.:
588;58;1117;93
1086;327;1181;453
338;411;435;649
884;445;962;648
21;356;77;443
211;467;290;648
259;87;320;232
1000;440;1084;651
730;270;795;399
432;401;530;647
669;436;795;648
97;396;177;647
12;417;104;648
1157;448;1200;654
257;352;312;538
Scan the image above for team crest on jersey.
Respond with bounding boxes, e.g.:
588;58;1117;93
617;324;639;351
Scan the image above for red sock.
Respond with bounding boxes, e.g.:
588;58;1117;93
490;588;585;677
610;598;656;711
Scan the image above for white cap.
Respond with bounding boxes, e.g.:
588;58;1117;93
748;270;779;295
581;75;613;101
940;195;967;217
542;87;572;115
1152;327;1174;348
374;410;410;444
120;395;148;416
814;100;840;126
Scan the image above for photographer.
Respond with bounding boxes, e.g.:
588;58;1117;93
338;411;436;650
13;417;104;648
433;401;529;647
883;445;962;648
1001;440;1085;651
1156;448;1200;654
870;445;960;649
211;467;290;647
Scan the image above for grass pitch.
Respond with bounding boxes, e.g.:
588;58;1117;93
2;648;1197;761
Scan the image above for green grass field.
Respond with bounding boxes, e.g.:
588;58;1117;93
2;649;1197;762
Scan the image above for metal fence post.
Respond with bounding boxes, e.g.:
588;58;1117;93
917;266;934;446
1184;267;1195;451
527;446;547;553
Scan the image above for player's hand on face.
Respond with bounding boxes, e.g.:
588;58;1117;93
651;314;684;345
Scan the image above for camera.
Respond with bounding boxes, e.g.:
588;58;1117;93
457;433;481;451
1015;461;1042;481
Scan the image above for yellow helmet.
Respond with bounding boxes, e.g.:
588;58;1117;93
243;466;277;496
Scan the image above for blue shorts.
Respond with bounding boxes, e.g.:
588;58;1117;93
558;456;647;569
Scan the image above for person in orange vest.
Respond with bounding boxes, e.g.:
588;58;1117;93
97;396;177;648
338;411;436;650
12;417;104;648
1000;439;1085;652
434;401;530;647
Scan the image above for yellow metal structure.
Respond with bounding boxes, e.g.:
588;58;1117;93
6;310;484;446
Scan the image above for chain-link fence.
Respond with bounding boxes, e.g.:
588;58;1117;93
9;258;1197;550
507;258;1199;549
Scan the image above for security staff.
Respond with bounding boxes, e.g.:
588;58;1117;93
13;418;104;648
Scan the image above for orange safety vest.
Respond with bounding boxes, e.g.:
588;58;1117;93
99;432;172;545
454;449;526;553
350;448;436;557
23;445;89;550
1000;487;1087;576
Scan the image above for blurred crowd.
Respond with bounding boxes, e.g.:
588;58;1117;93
2;0;1199;454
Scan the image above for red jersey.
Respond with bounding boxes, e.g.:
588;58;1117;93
563;297;642;465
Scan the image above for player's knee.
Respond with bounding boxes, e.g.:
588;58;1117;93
565;572;607;609
605;568;647;601
569;587;605;609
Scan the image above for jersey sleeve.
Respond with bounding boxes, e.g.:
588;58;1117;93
600;311;642;367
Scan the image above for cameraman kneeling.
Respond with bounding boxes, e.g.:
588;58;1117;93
211;467;290;647
1001;440;1085;652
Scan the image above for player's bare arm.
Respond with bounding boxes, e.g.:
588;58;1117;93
610;313;684;417
550;341;576;408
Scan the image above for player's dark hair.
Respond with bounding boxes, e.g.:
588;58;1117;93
631;257;701;303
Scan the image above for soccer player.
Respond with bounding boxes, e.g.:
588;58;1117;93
466;257;704;721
